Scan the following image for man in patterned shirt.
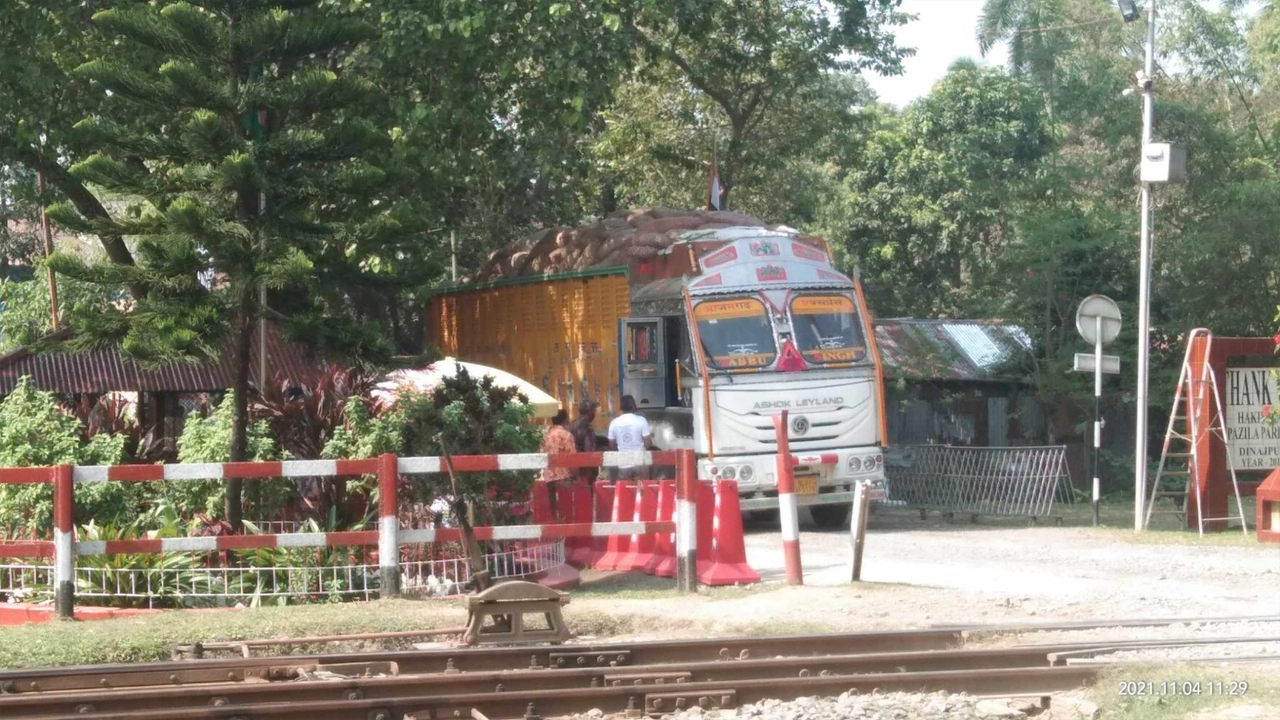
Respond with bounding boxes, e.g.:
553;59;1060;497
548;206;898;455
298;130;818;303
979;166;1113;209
569;399;601;484
540;409;576;519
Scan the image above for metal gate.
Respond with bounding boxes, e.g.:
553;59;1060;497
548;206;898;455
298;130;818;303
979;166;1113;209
884;445;1074;519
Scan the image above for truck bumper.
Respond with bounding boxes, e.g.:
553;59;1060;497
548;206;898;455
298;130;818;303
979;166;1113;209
699;448;888;511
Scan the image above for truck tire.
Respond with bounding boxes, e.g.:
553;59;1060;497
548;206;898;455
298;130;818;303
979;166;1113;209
809;504;850;529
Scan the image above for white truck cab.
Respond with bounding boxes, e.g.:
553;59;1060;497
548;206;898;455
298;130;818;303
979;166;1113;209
619;227;888;527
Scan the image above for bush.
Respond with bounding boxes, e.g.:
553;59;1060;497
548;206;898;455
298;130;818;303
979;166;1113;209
392;367;541;525
172;391;286;522
0;377;132;536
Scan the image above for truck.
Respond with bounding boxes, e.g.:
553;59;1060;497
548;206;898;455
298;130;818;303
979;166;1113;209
427;224;888;526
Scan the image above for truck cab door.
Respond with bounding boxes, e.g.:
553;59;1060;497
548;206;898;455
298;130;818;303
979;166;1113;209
620;317;667;410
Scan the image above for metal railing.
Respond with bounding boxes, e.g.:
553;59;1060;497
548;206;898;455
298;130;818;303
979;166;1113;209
884;445;1073;518
2;540;566;609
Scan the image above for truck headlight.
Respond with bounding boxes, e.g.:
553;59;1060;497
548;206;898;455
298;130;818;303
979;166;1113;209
722;465;737;480
738;464;755;482
847;456;862;472
863;455;877;471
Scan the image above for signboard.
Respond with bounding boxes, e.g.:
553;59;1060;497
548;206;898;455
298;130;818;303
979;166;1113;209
1225;368;1280;470
1073;353;1120;374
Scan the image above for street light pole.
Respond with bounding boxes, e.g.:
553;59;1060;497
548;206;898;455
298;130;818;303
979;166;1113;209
1134;0;1156;531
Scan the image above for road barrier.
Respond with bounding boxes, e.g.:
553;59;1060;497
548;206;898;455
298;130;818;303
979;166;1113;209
0;448;762;617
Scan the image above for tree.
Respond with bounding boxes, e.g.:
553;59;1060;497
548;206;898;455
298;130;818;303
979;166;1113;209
0;2;142;276
629;0;911;208
591;67;875;229
836;62;1056;318
0;269;121;352
46;1;408;530
0;164;41;280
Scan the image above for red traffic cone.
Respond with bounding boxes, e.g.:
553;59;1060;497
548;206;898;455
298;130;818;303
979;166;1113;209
647;480;677;577
595;481;635;571
698;479;760;586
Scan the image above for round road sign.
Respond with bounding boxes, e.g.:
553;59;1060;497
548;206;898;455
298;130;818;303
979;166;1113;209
1076;294;1122;346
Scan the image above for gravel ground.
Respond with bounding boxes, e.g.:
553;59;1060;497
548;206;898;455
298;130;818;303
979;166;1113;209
971;622;1280;649
565;692;1095;720
739;507;1280;622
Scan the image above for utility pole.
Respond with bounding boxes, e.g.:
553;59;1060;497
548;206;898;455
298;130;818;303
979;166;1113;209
1133;0;1156;532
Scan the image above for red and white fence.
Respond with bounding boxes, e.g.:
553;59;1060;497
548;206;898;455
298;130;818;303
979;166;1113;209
0;449;710;617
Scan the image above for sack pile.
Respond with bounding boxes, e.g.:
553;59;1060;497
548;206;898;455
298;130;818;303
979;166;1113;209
469;207;781;283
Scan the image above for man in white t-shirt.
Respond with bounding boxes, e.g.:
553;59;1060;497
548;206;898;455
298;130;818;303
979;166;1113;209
608;395;652;481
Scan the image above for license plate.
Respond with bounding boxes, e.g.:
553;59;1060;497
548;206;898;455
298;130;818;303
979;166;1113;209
794;475;818;495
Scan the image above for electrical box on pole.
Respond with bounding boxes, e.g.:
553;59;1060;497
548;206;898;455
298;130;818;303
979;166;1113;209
1140;143;1187;183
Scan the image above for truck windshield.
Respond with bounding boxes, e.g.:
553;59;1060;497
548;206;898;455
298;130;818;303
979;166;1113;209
693;298;776;370
789;295;868;365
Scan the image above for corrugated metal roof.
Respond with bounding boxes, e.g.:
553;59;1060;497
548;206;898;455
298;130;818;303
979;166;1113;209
0;321;325;395
874;319;1034;382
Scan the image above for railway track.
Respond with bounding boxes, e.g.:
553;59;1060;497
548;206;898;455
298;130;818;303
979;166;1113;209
1;616;1276;720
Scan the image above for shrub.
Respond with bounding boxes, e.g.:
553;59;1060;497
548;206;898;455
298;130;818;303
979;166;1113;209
172;391;285;522
0;377;132;536
393;367;541;526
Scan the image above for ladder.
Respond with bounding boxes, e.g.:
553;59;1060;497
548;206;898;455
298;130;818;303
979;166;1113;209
1145;329;1249;535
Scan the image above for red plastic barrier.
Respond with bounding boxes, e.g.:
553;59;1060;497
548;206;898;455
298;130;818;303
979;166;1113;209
646;480;677;577
595;481;635;571
531;481;554;525
563;483;596;567
698;479;760;586
619;481;658;572
591;482;614;566
696;480;715;577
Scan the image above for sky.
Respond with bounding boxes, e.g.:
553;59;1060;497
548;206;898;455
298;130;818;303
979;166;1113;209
862;0;1268;109
863;0;1009;109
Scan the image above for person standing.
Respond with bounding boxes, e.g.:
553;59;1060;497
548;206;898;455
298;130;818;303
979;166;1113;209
607;395;652;481
570;399;601;484
540;409;575;518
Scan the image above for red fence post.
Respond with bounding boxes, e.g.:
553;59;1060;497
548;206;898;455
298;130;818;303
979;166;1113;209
377;453;400;598
772;411;803;585
53;464;75;619
675;449;698;593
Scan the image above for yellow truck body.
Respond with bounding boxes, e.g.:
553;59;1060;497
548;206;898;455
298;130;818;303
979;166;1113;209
427;269;629;431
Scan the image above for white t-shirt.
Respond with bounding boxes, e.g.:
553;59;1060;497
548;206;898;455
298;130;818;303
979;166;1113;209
608;413;651;459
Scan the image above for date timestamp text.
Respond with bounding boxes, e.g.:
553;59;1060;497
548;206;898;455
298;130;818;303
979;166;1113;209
1119;680;1249;697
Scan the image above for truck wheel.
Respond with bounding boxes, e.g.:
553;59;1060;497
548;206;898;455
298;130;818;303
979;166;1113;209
810;504;850;529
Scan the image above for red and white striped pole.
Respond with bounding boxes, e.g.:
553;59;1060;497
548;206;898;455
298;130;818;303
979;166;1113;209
675;449;698;593
53;464;75;618
772;411;803;585
377;453;400;598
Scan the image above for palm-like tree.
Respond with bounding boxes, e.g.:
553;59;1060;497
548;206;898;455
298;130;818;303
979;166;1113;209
977;0;1073;116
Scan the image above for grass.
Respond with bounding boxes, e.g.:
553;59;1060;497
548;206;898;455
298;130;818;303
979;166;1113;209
1086;661;1280;720
0;573;804;669
0;598;467;668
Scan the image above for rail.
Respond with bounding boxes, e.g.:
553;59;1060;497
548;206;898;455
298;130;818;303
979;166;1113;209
1;616;1276;719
